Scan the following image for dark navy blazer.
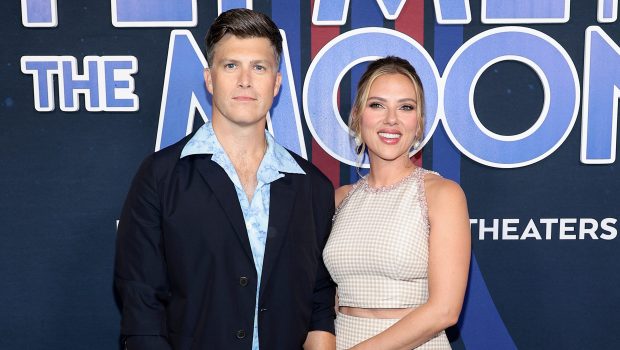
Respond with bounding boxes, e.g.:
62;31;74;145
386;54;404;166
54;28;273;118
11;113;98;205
114;134;336;350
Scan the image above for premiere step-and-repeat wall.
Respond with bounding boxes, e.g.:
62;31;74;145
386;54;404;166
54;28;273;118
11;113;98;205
1;1;619;349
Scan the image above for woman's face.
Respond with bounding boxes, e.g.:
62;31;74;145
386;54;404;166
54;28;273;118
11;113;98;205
359;73;419;164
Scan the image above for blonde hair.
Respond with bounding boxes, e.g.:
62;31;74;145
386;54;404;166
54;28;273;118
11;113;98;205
349;56;425;155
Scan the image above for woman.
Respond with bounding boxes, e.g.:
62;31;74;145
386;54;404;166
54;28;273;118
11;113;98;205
323;56;471;350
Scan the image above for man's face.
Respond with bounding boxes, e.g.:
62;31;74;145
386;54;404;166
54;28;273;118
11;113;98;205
205;34;282;129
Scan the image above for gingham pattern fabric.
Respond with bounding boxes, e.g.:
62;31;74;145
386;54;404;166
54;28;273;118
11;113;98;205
335;312;451;349
324;167;451;349
324;167;436;309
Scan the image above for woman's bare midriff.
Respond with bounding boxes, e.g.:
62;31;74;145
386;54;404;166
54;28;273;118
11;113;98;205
339;306;414;319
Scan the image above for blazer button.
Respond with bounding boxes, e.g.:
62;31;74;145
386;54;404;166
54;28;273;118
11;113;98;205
236;329;246;339
239;276;248;287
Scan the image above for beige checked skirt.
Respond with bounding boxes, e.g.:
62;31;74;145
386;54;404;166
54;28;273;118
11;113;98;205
335;312;451;350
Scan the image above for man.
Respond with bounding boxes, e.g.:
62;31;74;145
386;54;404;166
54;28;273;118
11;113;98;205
115;9;336;350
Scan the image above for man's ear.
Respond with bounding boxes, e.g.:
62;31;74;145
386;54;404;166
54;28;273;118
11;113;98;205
273;72;282;96
204;68;213;94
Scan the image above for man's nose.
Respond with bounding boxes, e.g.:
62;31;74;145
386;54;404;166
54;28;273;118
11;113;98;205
237;67;252;88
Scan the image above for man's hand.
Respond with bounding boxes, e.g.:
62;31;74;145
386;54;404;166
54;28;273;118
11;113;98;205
303;330;336;350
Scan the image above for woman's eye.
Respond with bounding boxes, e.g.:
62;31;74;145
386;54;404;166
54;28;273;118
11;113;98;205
401;104;416;111
369;102;383;108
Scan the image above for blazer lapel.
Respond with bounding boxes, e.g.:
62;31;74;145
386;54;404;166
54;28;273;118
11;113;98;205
193;155;254;264
259;173;296;299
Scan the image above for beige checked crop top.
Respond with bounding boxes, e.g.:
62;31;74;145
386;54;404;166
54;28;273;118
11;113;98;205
323;167;438;309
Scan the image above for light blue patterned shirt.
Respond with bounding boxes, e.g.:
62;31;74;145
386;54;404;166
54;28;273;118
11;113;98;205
180;121;305;350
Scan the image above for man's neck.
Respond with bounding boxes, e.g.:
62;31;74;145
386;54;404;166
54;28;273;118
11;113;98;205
211;116;267;160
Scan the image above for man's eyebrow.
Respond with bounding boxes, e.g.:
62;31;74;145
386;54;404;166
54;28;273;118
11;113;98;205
215;58;274;67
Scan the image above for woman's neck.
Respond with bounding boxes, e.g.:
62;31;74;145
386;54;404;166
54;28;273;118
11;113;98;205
366;155;416;188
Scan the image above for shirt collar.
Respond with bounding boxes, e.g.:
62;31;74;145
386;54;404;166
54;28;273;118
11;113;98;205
180;122;305;179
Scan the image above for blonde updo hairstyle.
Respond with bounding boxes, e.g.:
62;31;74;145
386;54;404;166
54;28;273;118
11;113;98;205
349;56;425;156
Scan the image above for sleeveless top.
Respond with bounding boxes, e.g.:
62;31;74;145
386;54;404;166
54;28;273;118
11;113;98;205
323;167;438;309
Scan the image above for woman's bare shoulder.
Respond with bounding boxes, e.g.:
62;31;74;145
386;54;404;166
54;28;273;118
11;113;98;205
335;184;354;208
423;171;466;206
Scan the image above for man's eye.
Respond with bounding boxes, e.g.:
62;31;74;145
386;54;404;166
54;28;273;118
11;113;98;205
255;65;266;71
225;63;236;69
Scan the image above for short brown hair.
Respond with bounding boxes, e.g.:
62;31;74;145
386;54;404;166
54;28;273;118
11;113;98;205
204;8;282;67
350;56;425;153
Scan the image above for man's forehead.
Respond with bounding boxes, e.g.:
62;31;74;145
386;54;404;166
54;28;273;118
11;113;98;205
212;35;278;61
216;34;272;47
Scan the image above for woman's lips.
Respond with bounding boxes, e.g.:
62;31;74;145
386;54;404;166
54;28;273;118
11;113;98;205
378;131;401;144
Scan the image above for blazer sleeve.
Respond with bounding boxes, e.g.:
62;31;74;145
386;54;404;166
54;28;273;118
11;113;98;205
308;176;337;334
114;154;173;350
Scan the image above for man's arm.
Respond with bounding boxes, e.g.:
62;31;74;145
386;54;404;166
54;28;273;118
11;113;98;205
307;173;337;338
123;336;172;350
115;155;172;350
